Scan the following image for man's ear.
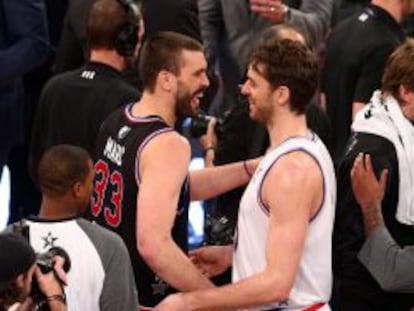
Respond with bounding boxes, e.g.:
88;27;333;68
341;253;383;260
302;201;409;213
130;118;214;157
157;70;176;92
72;181;83;199
274;85;291;107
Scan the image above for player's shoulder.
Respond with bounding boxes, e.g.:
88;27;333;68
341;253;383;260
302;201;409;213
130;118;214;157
147;129;190;151
267;150;322;187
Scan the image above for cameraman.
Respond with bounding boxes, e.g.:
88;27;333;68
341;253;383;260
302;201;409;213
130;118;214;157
0;233;67;311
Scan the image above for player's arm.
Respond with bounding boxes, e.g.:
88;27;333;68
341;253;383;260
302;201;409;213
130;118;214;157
136;132;214;291
189;158;259;201
155;152;323;310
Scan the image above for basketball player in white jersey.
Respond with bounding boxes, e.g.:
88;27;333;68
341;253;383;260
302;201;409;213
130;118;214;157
154;30;336;311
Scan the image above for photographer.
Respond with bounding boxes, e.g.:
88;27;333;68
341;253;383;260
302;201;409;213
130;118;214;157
0;233;67;311
15;145;137;311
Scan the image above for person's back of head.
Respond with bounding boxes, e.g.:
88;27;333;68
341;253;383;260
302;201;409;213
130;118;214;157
87;0;141;57
138;31;204;93
257;24;308;47
381;38;414;120
382;38;414;97
248;38;319;114
38;145;93;212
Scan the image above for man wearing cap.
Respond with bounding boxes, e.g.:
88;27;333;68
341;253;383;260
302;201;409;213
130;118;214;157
0;233;67;311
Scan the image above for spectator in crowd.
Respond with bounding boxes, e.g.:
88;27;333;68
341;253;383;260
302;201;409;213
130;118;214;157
351;153;414;295
55;0;202;74
332;38;414;310
88;31;259;309
0;233;67;311
0;0;52;222
198;0;333;115
14;145;138;311
154;36;335;311
6;0;69;226
30;0;141;182
321;0;412;163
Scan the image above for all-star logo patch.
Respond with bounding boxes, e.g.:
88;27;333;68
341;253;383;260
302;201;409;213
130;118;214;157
42;232;58;249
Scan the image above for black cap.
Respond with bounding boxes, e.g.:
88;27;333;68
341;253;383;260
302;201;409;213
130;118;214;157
0;233;36;291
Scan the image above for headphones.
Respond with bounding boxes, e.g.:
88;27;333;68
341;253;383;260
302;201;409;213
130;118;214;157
114;0;142;57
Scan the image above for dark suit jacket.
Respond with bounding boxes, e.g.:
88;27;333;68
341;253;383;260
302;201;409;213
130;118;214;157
0;0;51;160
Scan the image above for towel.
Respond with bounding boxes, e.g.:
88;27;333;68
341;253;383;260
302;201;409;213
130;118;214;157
352;90;414;226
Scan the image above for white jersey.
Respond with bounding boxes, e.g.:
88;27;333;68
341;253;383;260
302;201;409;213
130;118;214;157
233;133;336;311
22;217;137;311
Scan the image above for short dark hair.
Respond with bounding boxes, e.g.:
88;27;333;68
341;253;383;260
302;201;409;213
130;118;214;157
87;0;139;50
249;38;318;114
138;31;204;92
38;145;92;197
382;39;414;99
257;24;308;47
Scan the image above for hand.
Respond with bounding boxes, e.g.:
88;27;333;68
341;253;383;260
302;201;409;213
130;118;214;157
199;117;218;151
52;255;68;286
35;256;67;297
189;245;233;277
153;293;190;311
250;0;285;23
351;153;388;210
35;266;64;297
351;153;388;234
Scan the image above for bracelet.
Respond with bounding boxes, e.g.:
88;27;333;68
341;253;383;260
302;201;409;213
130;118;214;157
203;146;216;157
243;160;252;178
37;294;66;309
46;294;66;305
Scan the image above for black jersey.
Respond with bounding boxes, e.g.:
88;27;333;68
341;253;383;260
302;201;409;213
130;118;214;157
333;132;414;310
88;104;190;307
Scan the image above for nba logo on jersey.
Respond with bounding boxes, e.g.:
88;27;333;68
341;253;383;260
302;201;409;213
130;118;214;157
118;126;131;139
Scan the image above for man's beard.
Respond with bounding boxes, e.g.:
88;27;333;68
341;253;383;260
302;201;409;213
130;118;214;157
175;92;195;118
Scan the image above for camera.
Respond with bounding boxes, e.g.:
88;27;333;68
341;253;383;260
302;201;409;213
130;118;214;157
189;114;223;138
204;215;234;246
31;247;71;310
12;221;71;310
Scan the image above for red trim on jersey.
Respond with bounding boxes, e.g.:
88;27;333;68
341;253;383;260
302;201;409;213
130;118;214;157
302;303;325;311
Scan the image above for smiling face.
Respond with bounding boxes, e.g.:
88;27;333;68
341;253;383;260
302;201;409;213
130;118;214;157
241;64;276;123
174;50;209;117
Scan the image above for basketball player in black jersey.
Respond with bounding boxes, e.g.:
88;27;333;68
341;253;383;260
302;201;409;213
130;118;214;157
89;31;259;309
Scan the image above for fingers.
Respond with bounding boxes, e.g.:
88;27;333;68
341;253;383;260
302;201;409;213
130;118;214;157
351;153;363;179
379;169;389;194
363;153;372;172
206;117;217;137
53;259;68;286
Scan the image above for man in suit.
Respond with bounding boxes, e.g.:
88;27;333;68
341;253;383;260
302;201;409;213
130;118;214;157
0;0;51;222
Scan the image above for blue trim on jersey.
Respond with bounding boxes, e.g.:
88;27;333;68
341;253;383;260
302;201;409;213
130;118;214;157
256;147;326;223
